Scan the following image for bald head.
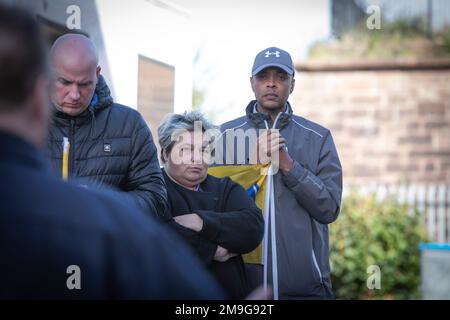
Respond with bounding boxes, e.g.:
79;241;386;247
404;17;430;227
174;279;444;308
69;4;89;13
50;33;98;68
49;34;101;117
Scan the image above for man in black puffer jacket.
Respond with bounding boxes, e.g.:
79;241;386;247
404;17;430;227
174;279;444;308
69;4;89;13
46;34;167;217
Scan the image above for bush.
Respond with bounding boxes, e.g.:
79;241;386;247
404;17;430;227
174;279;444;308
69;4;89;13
330;191;427;299
308;18;450;61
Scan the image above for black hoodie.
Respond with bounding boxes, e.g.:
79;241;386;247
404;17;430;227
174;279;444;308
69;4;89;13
162;169;264;299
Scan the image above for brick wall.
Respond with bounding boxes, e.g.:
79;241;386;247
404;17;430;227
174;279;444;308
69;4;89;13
292;60;450;185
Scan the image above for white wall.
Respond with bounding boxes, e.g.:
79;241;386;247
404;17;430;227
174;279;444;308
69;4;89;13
170;0;331;123
95;0;193;112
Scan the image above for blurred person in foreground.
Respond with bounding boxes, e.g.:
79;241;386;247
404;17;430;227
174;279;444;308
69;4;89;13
0;3;223;299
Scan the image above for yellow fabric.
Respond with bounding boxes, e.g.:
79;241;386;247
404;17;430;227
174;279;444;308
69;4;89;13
62;141;69;181
208;164;269;264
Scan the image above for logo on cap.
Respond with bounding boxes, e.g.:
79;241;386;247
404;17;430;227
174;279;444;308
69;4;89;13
265;50;280;58
252;47;294;76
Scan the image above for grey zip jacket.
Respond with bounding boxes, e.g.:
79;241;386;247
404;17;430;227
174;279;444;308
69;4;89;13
218;100;343;298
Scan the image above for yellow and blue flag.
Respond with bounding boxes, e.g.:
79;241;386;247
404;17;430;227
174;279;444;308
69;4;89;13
208;164;269;264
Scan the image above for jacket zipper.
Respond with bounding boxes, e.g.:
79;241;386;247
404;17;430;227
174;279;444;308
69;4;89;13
69;119;76;177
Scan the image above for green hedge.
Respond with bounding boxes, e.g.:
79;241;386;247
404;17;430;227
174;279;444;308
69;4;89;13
309;19;450;61
330;191;427;299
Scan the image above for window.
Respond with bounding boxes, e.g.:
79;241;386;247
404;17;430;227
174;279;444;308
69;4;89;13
138;55;175;156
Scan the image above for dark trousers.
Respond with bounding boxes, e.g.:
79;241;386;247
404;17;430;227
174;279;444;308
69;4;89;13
245;263;335;300
245;263;263;293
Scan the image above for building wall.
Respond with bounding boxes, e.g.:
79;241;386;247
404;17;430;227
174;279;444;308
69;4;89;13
95;0;193;114
292;61;450;186
2;0;194;140
5;0;115;95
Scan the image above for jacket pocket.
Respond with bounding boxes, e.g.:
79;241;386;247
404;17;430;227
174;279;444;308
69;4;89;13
311;249;323;284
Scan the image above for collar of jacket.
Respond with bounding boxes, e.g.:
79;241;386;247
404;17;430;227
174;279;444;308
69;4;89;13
52;74;113;125
245;100;293;130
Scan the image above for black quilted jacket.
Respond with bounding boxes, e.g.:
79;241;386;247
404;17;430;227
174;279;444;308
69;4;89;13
46;75;167;217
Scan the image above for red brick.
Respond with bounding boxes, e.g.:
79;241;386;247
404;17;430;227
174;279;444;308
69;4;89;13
398;136;432;145
425;121;449;129
353;165;380;177
418;103;446;115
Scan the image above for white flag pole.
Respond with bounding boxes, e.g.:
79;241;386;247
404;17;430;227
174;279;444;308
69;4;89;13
263;168;271;293
269;165;279;300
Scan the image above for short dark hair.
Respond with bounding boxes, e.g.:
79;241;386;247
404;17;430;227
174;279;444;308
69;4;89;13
0;4;47;110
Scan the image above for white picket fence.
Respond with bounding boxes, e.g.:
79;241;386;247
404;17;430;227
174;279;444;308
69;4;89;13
343;184;450;243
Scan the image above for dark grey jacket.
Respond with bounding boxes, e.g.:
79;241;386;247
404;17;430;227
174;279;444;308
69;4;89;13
46;75;167;217
219;100;343;298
